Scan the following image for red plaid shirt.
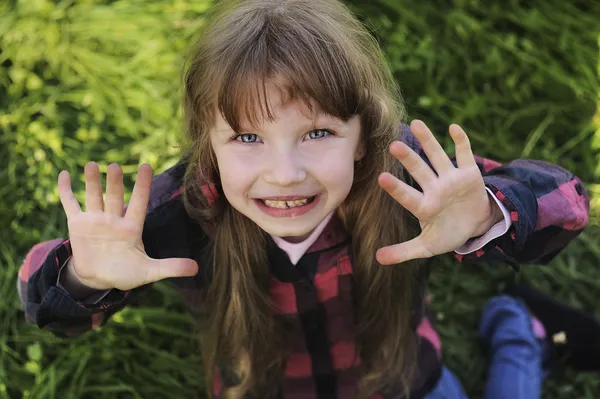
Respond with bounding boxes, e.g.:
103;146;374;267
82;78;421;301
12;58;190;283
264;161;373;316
18;125;590;398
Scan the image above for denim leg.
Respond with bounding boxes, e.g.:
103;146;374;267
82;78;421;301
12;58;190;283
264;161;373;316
479;295;545;399
424;366;470;399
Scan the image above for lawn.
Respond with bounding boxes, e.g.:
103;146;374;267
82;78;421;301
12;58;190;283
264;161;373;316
1;0;599;398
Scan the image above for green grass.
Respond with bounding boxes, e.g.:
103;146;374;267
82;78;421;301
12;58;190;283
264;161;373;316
1;0;599;398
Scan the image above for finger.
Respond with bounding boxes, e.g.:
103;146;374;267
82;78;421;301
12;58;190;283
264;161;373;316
389;141;436;188
125;164;153;225
449;124;477;169
378;172;424;217
410;119;454;174
146;258;199;284
58;171;82;217
376;238;434;265
84;162;104;212
105;163;125;216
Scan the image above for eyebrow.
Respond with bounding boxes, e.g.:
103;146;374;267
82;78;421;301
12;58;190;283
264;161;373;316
318;114;345;127
213;112;346;134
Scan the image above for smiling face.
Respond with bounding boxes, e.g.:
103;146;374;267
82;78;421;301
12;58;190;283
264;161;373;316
209;83;363;241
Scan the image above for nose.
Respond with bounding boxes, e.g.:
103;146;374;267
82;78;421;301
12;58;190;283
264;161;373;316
263;149;307;186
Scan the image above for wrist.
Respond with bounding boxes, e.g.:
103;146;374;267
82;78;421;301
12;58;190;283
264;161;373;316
473;192;504;237
59;258;104;300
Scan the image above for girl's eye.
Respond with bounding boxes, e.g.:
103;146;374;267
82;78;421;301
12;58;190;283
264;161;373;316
235;133;261;143
307;129;332;140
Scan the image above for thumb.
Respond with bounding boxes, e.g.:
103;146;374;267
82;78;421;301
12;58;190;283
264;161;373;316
145;258;199;284
376;238;434;265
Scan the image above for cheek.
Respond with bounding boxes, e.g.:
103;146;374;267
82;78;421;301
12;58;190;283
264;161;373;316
214;151;254;198
309;148;356;193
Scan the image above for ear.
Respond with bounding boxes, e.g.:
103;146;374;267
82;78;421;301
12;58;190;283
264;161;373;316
354;139;366;161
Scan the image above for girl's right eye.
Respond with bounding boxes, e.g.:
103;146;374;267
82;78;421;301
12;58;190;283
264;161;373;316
233;133;262;143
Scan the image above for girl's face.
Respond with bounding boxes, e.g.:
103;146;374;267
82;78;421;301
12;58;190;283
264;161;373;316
210;83;363;242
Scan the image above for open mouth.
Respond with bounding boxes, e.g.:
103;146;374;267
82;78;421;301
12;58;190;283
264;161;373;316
259;196;317;209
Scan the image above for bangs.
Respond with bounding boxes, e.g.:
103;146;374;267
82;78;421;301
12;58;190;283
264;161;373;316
215;13;368;132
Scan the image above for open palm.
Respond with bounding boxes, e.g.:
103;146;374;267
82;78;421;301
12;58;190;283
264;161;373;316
58;162;199;290
376;120;495;265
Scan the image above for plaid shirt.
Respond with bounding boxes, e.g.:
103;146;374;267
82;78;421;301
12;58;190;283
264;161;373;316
18;125;590;398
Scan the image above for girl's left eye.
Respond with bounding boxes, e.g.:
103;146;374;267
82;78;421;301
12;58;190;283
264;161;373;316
307;129;332;140
234;133;261;143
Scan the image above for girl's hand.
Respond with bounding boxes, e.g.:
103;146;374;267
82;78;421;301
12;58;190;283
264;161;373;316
57;162;199;291
376;120;503;265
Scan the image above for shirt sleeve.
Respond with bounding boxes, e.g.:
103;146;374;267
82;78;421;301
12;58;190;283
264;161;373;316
398;124;590;270
455;187;512;254
17;238;147;338
56;254;112;305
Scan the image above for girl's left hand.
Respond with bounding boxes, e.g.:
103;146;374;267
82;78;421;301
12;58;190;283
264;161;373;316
376;119;503;265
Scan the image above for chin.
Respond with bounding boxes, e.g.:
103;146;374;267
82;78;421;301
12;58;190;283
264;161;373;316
258;222;316;239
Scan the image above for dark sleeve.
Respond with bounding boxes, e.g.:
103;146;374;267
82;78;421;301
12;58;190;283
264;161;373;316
18;231;155;338
398;124;590;270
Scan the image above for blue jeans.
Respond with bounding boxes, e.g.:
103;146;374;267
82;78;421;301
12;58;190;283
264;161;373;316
425;296;546;399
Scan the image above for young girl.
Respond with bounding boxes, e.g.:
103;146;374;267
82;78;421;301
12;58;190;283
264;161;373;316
18;0;590;398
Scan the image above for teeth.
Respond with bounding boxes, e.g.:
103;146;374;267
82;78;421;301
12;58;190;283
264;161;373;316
263;198;309;209
264;200;288;209
289;199;308;207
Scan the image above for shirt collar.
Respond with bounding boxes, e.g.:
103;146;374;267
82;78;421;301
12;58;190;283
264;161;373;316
270;212;349;264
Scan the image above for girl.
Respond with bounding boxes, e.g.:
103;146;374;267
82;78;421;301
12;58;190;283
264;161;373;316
18;0;590;398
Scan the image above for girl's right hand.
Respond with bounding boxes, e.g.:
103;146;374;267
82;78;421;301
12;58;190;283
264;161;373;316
57;162;199;291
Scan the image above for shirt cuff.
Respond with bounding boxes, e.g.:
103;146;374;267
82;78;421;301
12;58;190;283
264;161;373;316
56;255;112;305
455;187;512;255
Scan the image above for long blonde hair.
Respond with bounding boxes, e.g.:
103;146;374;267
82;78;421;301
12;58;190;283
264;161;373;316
181;0;427;397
